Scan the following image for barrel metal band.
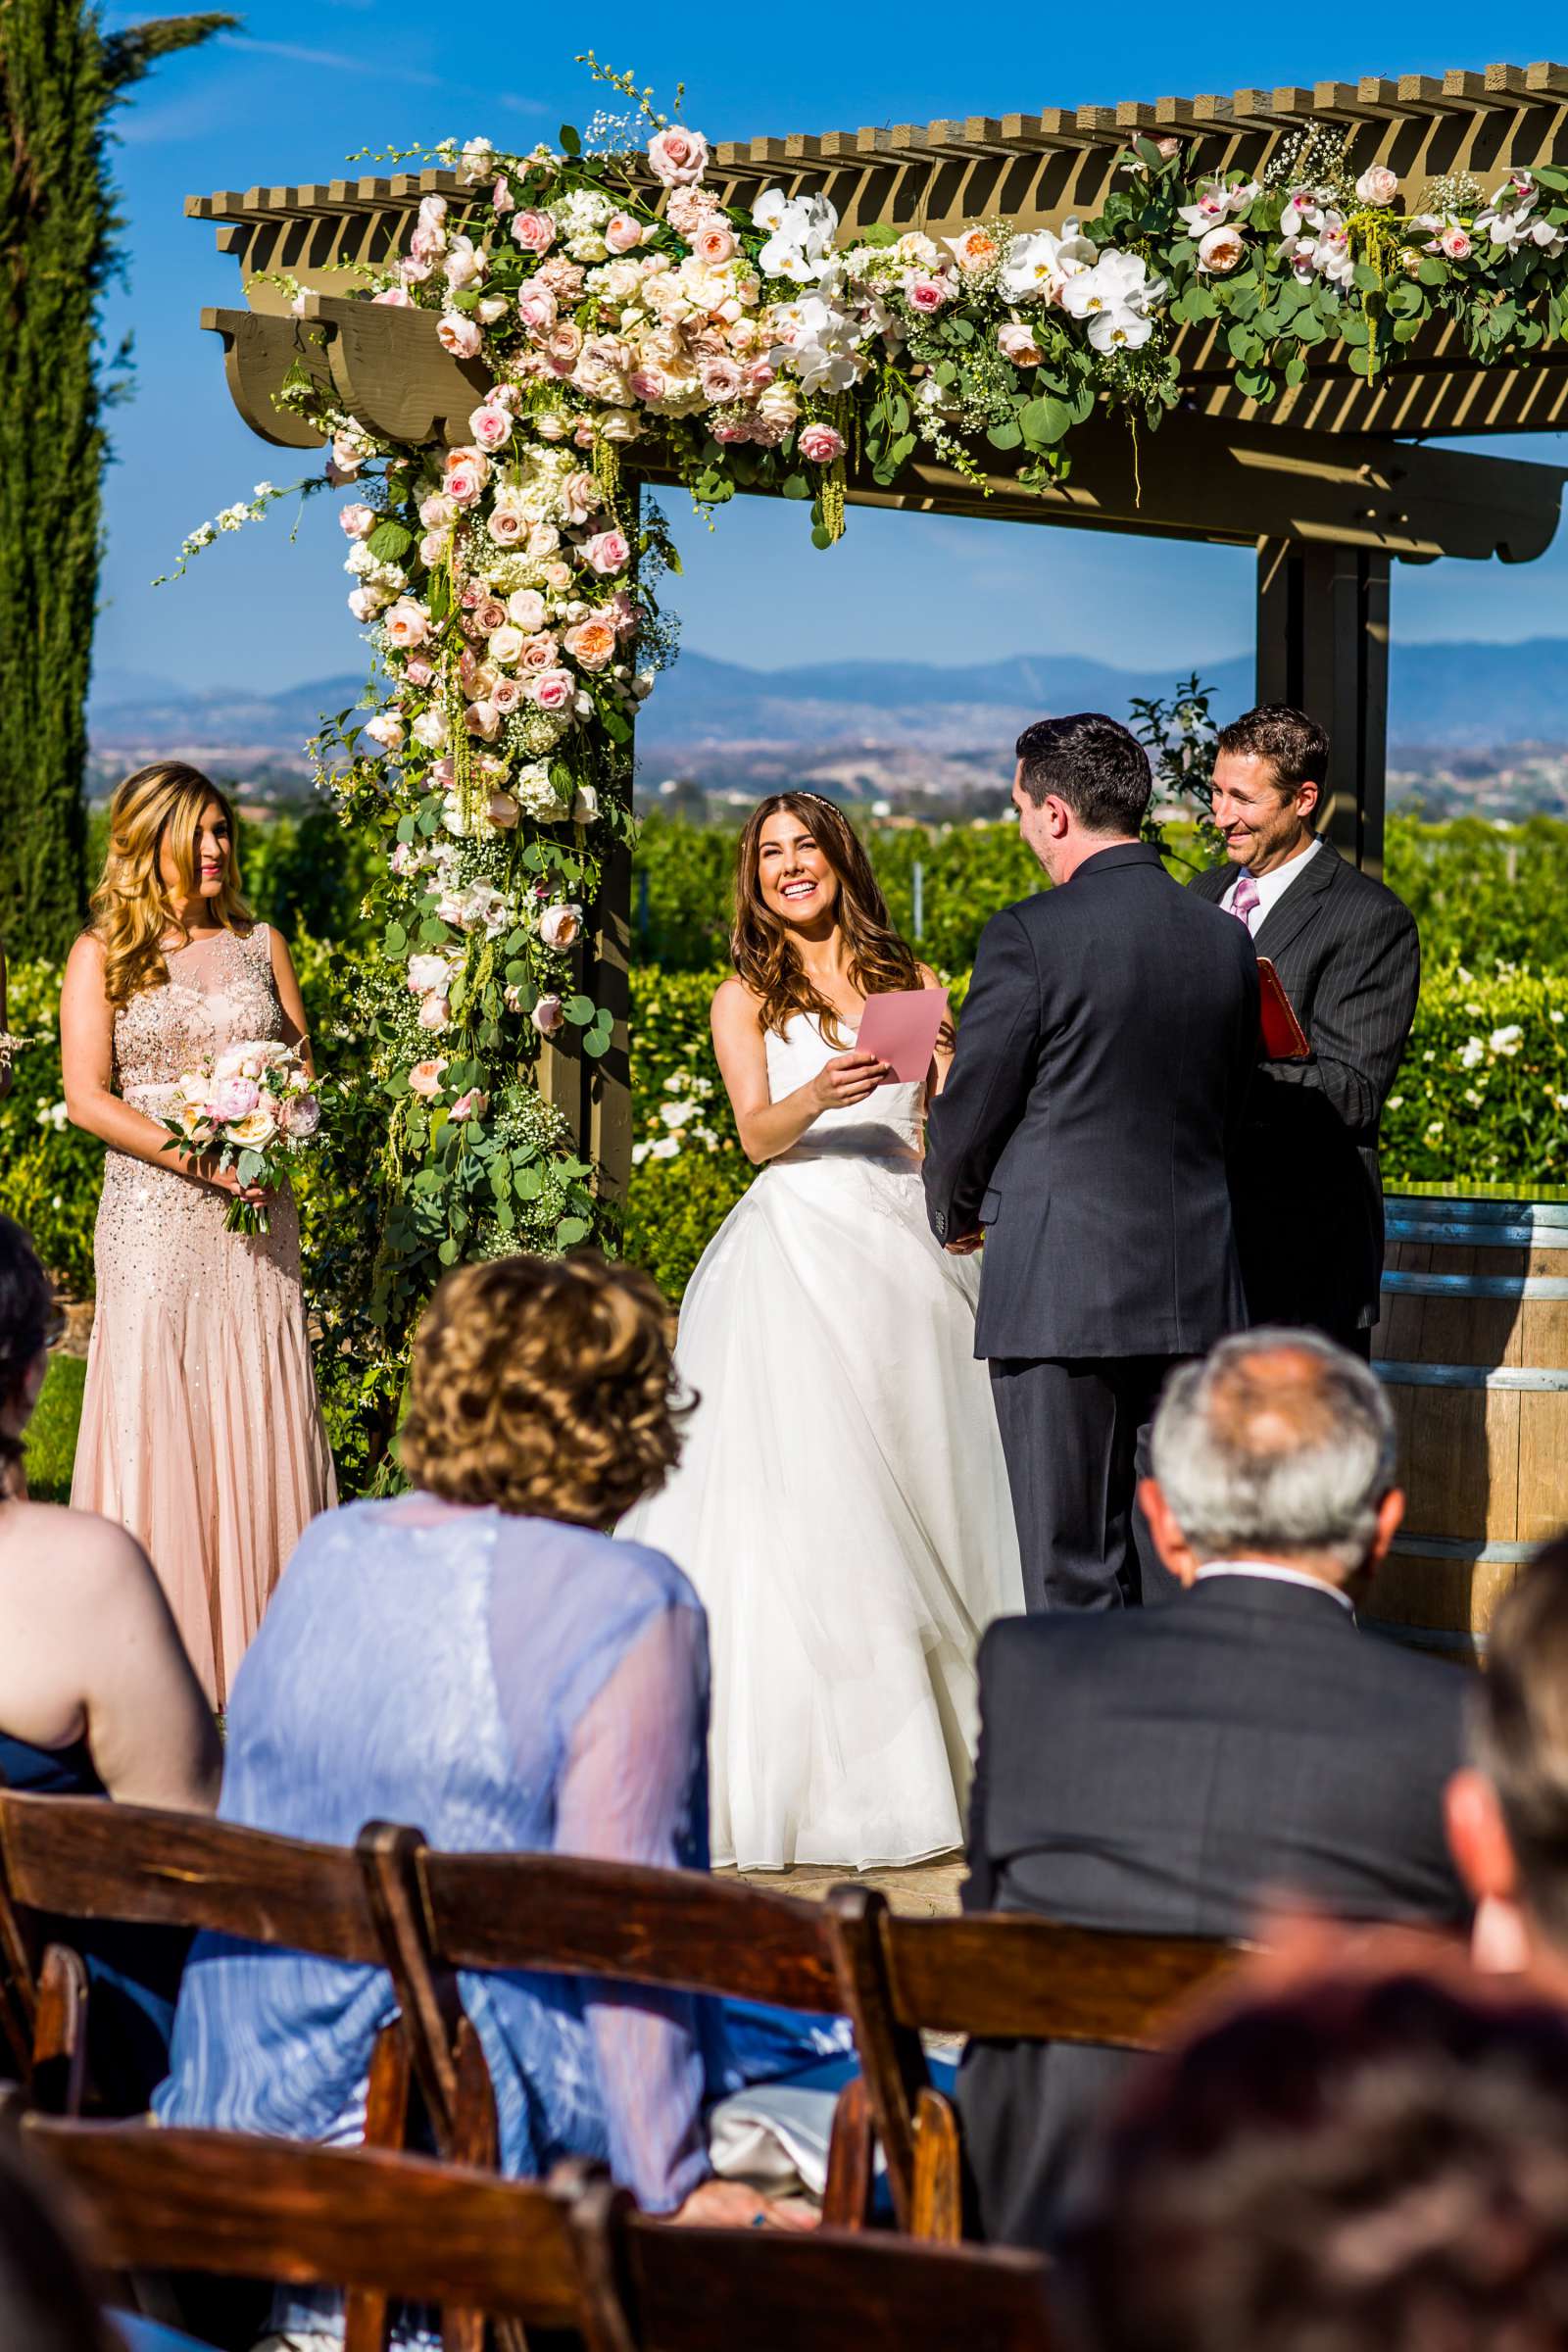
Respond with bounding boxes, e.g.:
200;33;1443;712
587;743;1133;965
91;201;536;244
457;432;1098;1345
1381;1271;1568;1300
1373;1361;1568;1390
1389;1534;1539;1564
1363;1619;1487;1657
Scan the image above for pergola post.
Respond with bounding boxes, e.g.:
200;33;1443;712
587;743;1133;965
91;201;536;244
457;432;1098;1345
1255;538;1391;877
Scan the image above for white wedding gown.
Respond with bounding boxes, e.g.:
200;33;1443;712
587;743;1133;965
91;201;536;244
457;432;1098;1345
620;1012;1024;1872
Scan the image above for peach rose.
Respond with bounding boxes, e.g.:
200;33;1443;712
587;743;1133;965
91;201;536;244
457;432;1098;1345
416;992;450;1032
564;616;617;670
605;211;646;254
339;503;376;539
383;599;429;650
437;313;483;359
488;789;520;828
693;221;738;266
408;1058;448;1099
539;902;583;950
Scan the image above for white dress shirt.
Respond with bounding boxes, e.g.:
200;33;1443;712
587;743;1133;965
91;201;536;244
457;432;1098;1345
1195;1558;1354;1614
1221;833;1322;933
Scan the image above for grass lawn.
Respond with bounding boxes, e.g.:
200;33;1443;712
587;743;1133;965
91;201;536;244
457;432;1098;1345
24;1356;85;1503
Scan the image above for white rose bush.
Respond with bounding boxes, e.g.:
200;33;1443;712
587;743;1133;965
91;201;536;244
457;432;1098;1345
169;71;1568;1347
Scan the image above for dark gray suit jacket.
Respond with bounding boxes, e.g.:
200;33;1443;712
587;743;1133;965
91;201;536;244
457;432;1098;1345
1187;842;1419;1335
956;1577;1468;2252
924;842;1259;1361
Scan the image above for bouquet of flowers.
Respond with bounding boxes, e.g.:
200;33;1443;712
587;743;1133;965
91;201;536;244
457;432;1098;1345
160;1040;322;1234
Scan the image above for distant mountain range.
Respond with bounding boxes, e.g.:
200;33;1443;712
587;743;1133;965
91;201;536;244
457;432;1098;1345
86;635;1568;774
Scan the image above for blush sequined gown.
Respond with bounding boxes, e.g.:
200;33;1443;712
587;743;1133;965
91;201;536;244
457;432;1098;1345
71;926;337;1706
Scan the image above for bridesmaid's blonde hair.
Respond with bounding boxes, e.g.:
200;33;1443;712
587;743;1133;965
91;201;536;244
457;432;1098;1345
91;762;252;1004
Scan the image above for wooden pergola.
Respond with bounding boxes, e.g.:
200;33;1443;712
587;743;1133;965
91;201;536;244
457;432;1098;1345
188;61;1568;1185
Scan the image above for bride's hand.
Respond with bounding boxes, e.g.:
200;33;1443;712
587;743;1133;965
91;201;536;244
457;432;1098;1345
809;1052;891;1113
191;1156;270;1206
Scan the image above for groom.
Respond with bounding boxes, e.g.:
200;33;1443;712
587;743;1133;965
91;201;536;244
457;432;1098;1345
924;714;1260;1612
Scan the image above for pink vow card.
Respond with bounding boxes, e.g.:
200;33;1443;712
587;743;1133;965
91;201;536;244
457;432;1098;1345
856;987;950;1084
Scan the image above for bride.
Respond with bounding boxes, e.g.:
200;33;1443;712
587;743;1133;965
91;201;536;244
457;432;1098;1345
620;791;1022;1872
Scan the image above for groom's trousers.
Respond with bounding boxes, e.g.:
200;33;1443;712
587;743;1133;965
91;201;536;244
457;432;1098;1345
989;1355;1187;1614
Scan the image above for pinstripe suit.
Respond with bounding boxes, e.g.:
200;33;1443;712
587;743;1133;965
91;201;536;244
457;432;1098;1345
1188;840;1419;1343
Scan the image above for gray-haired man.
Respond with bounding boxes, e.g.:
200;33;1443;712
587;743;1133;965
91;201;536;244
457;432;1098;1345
957;1329;1469;2255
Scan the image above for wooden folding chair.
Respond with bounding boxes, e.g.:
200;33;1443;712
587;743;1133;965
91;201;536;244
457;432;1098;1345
367;1838;879;2224
19;2108;634;2352
619;2209;1061;2352
826;1889;1240;2237
0;1794;471;2157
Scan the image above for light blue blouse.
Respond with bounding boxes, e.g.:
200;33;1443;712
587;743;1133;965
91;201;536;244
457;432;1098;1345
155;1496;718;2211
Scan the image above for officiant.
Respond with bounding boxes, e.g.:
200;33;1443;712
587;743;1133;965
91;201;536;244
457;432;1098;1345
1188;705;1419;1357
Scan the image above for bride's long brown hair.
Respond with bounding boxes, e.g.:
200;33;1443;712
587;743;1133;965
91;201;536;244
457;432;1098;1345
91;762;252;1006
731;792;919;1045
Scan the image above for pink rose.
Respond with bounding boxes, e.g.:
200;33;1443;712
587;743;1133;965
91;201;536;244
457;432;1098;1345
211;1075;260;1123
418;529;447;566
488;789;520;828
998;320;1044;366
346;586;380;622
491;173;515;215
610;588;639;638
546;322;584;373
508;589;548;631
405;656;435;689
746;359;777;391
629;364;668;404
364;712;406;754
700;356;745;401
582;528;630;575
418;491;457;529
532;994;565;1036
339;503;376;540
904;270;953;314
530;667;575;711
486;508;527;546
647;125;710;187
474;597;507;635
417;193;448;232
450;1088;489;1122
798;422;846;464
562;468;600;525
280;1093;320;1139
417;992;450;1032
516;284;559;335
514;209;557;254
444;458;487;507
408;1058;447;1100
518;631;560;669
468;402;513;451
399;255;432;285
693;222;737;266
1441;222;1472;261
465;700;501;740
490;677;525;714
539;902;583;950
605;212;645;254
1355;165;1399;208
437;313;483;359
573;420;596;450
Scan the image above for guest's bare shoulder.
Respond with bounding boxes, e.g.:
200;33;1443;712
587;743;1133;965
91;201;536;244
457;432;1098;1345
0;1500;150;1594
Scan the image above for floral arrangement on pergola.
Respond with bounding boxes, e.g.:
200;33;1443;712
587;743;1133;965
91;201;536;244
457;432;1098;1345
172;69;1568;1352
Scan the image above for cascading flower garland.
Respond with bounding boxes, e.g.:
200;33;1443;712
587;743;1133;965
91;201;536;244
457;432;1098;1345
171;77;1568;1381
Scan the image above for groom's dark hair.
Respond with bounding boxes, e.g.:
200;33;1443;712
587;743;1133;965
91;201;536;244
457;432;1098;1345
1014;713;1152;835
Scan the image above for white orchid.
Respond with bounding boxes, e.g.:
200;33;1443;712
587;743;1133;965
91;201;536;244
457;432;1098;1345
1177;181;1232;237
1001;222;1097;304
755;190;839;283
1063;248;1164;327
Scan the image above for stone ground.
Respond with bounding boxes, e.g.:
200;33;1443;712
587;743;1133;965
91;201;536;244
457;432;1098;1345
723;1854;966;1916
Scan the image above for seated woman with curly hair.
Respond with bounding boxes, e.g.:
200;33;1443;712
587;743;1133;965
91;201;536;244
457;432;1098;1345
156;1252;813;2319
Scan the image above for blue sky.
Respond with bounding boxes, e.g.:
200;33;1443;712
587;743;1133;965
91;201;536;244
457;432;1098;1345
95;1;1568;698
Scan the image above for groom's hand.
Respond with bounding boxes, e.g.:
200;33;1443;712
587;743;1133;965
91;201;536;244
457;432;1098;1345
945;1230;984;1255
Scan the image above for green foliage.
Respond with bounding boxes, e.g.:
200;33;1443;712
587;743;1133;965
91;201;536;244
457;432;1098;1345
0;957;102;1297
1382;812;1568;970
1382;958;1568;1189
21;1354;84;1503
0;0;228;955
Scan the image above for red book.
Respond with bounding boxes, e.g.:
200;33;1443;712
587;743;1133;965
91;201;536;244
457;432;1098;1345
1257;956;1310;1061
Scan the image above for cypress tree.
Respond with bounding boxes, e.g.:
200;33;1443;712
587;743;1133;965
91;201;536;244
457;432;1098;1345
0;5;233;957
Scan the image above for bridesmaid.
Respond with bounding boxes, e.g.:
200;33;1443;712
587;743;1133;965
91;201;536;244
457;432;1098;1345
61;762;336;1706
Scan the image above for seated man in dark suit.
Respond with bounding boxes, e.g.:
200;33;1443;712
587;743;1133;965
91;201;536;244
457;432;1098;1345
1188;705;1420;1354
957;1329;1468;2253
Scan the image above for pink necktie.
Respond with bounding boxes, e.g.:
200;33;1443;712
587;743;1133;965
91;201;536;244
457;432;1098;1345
1229;870;1261;930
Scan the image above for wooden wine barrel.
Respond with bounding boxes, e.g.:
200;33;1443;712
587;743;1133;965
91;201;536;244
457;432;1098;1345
1369;1192;1568;1662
